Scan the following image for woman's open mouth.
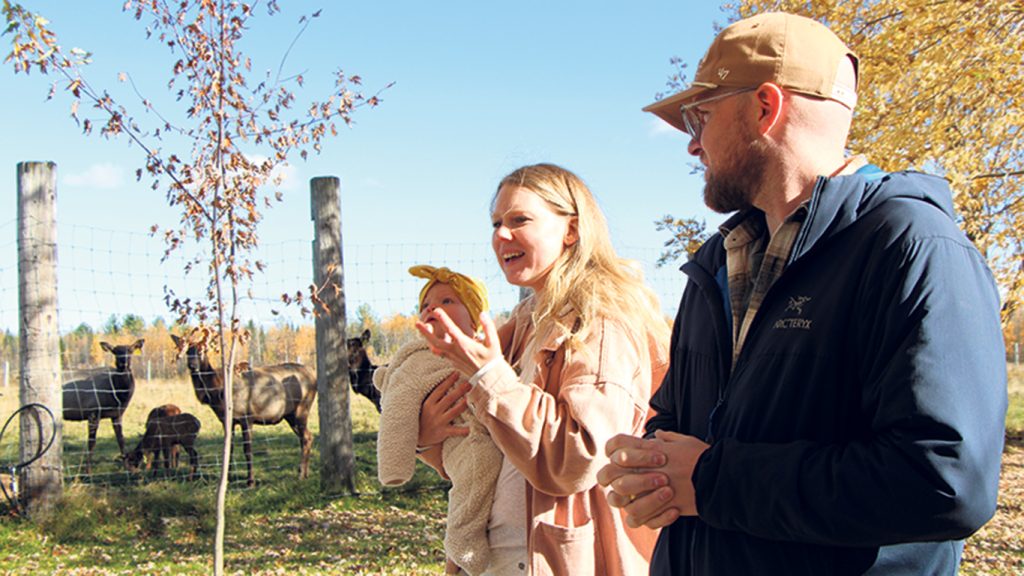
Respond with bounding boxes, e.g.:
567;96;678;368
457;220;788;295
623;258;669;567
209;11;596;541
502;251;524;263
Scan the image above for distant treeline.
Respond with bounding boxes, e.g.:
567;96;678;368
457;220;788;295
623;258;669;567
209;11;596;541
1;301;1020;384
2;301;1024;381
0;305;432;383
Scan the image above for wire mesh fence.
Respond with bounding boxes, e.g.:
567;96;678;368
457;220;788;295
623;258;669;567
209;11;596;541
0;215;686;495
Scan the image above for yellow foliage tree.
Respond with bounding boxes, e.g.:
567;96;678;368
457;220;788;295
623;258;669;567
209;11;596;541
262;324;300;365
294;325;317;366
661;1;1023;323
377;312;420;361
1004;313;1023;362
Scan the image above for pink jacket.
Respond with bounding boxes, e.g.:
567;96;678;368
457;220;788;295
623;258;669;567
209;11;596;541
467;299;668;575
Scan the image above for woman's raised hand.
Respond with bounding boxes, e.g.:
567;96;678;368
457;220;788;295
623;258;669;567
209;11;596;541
416;308;502;376
418;372;471;449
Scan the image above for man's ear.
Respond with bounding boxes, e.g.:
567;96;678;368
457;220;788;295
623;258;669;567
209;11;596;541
754;82;785;136
564;216;579;247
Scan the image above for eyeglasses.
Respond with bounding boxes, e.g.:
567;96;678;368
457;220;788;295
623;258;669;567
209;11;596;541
679;87;756;141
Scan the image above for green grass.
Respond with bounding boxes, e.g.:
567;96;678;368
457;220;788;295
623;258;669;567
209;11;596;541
0;381;451;575
0;480;450;575
1;370;1022;574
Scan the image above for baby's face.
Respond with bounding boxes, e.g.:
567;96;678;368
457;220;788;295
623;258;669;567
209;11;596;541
420;283;475;337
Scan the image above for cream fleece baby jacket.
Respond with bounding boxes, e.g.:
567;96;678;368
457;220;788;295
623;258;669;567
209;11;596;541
373;339;503;576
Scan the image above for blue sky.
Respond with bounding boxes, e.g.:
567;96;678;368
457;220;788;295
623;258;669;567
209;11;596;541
0;1;734;332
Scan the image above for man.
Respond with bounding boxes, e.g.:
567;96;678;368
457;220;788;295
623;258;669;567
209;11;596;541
597;12;1007;576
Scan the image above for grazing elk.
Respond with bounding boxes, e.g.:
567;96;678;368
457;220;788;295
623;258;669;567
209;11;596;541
62;339;145;473
143;404;182;469
125;412;201;480
171;335;317;486
347;329;381;412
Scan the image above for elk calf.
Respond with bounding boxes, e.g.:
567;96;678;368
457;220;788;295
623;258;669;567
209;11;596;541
142;404;183;469
125;412;201;480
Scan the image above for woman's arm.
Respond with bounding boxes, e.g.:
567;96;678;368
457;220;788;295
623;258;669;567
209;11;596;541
415;372;471;478
472;320;649;496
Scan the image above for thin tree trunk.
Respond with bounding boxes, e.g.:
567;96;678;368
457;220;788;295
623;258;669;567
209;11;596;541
213;2;231;573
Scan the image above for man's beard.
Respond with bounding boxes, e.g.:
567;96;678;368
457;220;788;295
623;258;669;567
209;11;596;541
703;133;770;214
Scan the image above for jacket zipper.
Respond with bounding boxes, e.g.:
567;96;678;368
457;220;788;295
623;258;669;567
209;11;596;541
681;259;732;443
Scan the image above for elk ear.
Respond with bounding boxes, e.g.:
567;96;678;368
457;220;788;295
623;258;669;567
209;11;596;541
171;334;182;347
134;339;145;350
100;342;113;353
361;329;371;343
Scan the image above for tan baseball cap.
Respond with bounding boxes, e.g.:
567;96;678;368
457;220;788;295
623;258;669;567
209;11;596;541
644;12;859;133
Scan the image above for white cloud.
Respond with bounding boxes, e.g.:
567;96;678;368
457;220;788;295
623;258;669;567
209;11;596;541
648;117;684;138
246;154;299;192
360;177;385;190
271;162;298;192
62;163;125;189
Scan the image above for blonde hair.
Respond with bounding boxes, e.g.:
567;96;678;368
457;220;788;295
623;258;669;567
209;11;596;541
494;163;670;358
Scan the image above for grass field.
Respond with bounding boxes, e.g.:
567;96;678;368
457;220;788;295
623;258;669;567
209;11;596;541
0;368;1021;575
33;377;334;486
0;377;451;574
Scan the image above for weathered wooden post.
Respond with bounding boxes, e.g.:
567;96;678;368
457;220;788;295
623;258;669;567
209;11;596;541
311;176;356;495
17;161;63;516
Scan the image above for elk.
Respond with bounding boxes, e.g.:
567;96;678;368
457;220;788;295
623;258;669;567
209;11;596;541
62;339;145;473
143;404;182;469
171;335;317;486
347;329;381;411
125;412;201;480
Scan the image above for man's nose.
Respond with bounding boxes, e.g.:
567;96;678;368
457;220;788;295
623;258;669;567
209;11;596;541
687;136;703;158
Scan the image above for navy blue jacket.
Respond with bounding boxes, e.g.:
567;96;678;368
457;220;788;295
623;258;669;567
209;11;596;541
647;168;1007;575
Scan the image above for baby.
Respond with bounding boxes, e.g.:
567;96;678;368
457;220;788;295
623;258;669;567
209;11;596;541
373;265;502;576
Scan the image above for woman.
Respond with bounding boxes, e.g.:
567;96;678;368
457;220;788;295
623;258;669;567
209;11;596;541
417;163;670;575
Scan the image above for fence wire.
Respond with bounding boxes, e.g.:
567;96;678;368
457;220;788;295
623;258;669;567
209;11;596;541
1;217;686;491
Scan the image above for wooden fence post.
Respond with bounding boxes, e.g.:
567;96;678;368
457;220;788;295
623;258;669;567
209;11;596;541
311;176;356;495
17;161;63;516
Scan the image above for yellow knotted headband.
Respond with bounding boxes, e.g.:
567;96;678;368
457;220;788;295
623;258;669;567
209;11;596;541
409;265;488;330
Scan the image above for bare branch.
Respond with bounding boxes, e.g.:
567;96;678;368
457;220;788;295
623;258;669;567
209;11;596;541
972;170;1024;180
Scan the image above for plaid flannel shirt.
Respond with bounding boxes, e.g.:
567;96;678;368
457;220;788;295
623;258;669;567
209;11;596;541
721;156;867;366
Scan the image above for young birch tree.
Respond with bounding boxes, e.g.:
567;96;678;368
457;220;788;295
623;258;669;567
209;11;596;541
658;1;1023;324
3;1;385;573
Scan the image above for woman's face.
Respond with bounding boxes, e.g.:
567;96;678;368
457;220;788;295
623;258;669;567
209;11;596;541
419;283;475;337
491;185;577;294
